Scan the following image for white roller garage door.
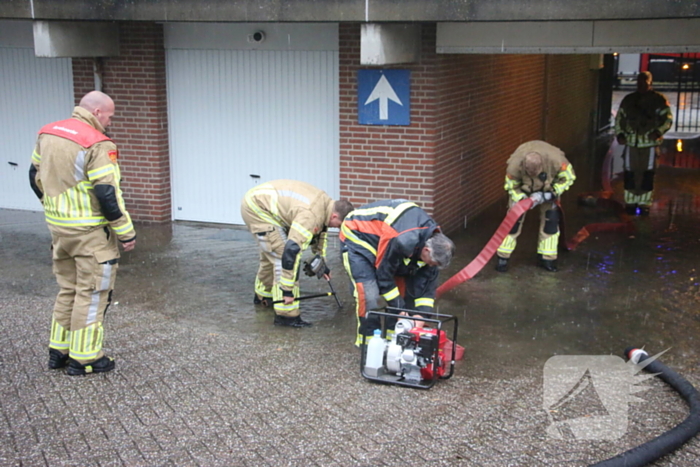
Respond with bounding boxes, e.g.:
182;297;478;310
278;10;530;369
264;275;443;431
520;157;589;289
165;23;339;225
0;21;73;212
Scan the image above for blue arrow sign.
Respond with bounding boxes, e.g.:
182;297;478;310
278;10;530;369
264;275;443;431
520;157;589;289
358;69;411;126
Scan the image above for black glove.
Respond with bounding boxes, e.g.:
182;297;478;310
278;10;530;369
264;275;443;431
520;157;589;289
303;255;330;279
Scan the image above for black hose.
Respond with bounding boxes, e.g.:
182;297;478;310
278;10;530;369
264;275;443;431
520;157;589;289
590;348;700;467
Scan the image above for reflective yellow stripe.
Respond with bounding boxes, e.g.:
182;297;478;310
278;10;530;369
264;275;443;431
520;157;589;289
349;205;396;218
255;277;272;297
43;181;109;227
504;176;526;202
32;150;41;164
318;232;328;257
272;284;300;315
245;190;283;227
384;202;418;225
291;221;313;246
113;215;135;235
341;223;377;256
383;287;400;301
414;297;434;308
497;235;517;255
537;234;559;256
49;319;70;350
280;277;295;288
553;164;576;195
87;164;115;181
69;323;103;360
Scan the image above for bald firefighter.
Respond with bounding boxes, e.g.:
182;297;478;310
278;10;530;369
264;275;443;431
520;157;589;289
615;71;673;215
30;91;136;375
495;141;576;273
241;180;354;327
340;200;455;346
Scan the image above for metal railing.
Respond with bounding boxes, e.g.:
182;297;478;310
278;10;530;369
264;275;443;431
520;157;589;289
674;54;700;132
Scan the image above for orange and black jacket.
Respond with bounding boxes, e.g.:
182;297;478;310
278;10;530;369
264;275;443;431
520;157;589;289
340;199;440;311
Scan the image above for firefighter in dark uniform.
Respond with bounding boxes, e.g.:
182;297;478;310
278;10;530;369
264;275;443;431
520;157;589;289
495;141;576;273
30;91;136;375
615;71;673;215
340;200;455;346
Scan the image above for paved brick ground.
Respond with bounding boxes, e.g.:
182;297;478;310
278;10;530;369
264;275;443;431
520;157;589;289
1;207;698;467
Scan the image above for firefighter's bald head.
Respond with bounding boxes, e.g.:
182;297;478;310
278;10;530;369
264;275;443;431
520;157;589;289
523;152;543;178
79;91;115;129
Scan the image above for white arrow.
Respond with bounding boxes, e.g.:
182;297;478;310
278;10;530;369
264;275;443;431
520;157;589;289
364;74;402;120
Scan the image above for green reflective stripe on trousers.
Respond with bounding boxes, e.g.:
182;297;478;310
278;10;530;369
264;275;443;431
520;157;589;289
497;235;517;255
69;323;104;360
255;277;272;297
537;234;559;256
49;319;70;350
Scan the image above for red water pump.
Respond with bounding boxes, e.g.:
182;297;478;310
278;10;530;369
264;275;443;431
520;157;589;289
361;308;458;389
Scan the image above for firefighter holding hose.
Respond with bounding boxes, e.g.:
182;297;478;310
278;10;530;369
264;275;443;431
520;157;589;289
495;141;576;273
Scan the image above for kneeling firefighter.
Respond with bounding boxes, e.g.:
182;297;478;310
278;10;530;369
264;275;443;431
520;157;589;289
340;200;455;346
241;180;354;327
495;140;576;273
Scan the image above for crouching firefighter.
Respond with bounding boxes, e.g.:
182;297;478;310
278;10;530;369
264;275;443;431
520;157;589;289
241;180;354;327
29;91;136;375
339;200;455;346
495;140;576;273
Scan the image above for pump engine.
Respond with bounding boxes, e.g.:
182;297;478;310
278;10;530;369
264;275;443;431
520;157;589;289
380;319;446;382
361;309;458;389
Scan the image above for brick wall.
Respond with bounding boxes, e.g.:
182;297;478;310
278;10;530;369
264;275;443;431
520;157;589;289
433;52;547;233
73;22;170;223
70;23;597;229
338;24;597;234
543;55;598;170
339;24;438;213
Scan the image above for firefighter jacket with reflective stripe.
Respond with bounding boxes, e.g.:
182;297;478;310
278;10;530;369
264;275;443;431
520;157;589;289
503;140;576;203
615;90;672;148
340;199;440;307
30;107;135;242
243;180;334;292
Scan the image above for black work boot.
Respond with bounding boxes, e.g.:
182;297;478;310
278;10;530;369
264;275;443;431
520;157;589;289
495;257;509;273
48;349;69;369
274;315;312;327
538;258;558;272
66;356;115;376
253;294;271;307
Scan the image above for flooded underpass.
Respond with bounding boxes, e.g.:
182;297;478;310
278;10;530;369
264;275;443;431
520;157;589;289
1;140;699;466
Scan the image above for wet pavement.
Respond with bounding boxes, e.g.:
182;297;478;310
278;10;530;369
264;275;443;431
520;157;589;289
1;139;699;466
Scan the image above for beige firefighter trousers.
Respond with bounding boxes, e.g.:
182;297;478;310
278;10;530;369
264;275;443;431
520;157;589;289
49;226;119;363
240;202;300;317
